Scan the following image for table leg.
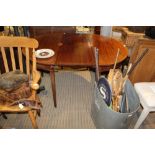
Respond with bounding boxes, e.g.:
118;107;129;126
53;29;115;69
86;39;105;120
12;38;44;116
50;65;57;107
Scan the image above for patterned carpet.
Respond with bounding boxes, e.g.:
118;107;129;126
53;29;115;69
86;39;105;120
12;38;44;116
0;70;96;129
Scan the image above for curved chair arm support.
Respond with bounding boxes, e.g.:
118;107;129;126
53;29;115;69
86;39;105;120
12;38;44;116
30;70;41;90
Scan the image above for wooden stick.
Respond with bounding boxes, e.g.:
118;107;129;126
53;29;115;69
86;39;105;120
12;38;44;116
122;63;132;80
113;48;120;73
94;47;100;82
126;63;132;75
111;48;120;94
111;48;120;111
128;48;149;75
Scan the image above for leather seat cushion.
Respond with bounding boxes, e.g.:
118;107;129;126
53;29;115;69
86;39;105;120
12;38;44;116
0;70;29;92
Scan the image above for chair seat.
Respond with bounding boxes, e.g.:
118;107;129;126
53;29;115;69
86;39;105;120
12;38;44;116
0;94;41;112
0;70;28;91
134;82;155;108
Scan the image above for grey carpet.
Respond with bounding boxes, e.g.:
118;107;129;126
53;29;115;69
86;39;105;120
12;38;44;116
1;70;155;129
0;70;96;129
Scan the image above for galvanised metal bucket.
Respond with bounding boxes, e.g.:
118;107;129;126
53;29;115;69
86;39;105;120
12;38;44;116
91;80;140;129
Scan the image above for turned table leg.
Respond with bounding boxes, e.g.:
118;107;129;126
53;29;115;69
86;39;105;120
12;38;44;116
50;65;57;107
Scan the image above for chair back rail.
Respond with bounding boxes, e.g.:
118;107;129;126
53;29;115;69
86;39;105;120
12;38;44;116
0;47;9;72
0;36;38;47
25;47;30;76
17;47;23;72
10;47;16;71
32;48;37;77
0;36;38;77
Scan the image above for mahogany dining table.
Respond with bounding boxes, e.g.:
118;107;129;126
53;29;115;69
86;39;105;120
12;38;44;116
34;33;128;107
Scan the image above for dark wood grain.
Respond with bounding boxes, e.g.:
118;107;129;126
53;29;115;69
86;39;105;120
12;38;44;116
29;26;76;70
50;65;57;107
94;26;101;34
92;34;128;66
56;34;128;67
31;32;128;69
56;34;95;66
34;34;63;66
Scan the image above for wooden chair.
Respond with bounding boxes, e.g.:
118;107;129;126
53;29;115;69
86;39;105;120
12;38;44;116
0;36;41;128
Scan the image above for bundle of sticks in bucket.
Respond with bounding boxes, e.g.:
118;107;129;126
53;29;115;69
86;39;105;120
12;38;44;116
107;48;149;112
94;47;149;112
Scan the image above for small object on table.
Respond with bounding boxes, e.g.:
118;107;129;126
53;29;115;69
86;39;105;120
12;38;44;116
35;49;55;59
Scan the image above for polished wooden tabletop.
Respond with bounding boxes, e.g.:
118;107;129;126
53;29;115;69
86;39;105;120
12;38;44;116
56;34;95;66
34;33;128;68
34;33;63;66
57;34;128;67
33;33;128;107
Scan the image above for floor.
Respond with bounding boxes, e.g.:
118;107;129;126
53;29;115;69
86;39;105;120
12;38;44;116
0;70;155;129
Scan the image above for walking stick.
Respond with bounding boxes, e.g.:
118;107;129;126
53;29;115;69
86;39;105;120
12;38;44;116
94;47;100;82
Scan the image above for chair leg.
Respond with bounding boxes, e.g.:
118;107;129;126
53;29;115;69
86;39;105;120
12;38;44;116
33;110;37;119
134;109;149;129
28;111;38;129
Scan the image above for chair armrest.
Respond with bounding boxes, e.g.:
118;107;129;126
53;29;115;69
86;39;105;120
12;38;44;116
30;70;41;90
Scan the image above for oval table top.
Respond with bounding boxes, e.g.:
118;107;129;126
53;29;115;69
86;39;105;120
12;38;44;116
34;33;128;70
